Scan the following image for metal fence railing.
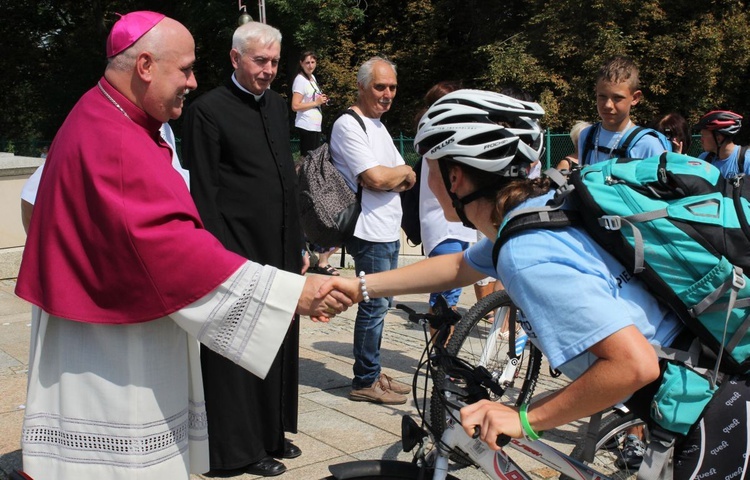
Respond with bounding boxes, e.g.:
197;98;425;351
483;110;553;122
4;133;704;165
379;132;704;170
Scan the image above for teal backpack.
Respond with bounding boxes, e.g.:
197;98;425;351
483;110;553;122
494;153;750;455
496;152;750;376
580;123;673;165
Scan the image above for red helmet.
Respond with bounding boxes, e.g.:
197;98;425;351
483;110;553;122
695;110;743;136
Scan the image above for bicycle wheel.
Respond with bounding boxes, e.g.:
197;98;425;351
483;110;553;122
326;460;460;480
429;290;543;441
563;410;648;480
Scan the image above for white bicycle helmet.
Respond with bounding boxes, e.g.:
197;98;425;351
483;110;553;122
414;89;545;176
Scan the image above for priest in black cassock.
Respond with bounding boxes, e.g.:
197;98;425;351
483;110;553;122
182;21;304;477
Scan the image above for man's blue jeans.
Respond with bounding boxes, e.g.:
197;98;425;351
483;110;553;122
345;236;400;390
428;239;469;307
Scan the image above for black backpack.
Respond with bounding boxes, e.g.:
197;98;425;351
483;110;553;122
399;159;423;246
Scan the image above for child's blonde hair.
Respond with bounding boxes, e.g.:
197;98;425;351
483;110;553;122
597;55;640;91
569;120;591;148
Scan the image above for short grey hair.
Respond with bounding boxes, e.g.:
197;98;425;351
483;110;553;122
107;51;136;71
232;22;282;55
356;56;397;88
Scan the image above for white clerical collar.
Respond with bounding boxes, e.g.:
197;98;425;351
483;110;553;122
232;73;265;101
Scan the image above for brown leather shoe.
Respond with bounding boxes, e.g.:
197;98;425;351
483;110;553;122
379;373;411;395
349;377;407;405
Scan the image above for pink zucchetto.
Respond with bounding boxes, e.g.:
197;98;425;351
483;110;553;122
106;11;166;58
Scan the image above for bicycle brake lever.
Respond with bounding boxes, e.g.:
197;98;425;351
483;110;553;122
395;303;417;317
474;365;505;396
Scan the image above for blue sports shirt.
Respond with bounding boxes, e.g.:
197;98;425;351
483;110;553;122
464;191;683;380
699;145;750;178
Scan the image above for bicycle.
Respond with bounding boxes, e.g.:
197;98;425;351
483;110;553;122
326;291;645;479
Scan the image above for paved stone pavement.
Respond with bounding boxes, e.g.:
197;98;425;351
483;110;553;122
0;270;591;480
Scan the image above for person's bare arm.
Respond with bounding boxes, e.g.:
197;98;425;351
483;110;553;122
317;252;486;303
291;92;328;112
460;325;660;449
358;164;416;192
21;200;34;234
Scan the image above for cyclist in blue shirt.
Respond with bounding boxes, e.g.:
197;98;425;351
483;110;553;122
321;89;750;479
695;110;750;178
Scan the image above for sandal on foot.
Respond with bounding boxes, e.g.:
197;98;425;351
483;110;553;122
312;264;339;276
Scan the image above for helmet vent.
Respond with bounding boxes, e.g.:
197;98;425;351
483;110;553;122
416;131;453;155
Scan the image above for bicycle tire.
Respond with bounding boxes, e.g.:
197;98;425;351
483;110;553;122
429;290;543;443
326;459;460;480
562;410;648;480
324;473;459;480
325;476;453;480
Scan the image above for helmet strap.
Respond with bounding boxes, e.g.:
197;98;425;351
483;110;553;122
438;159;504;230
713;132;729;155
438;159;476;230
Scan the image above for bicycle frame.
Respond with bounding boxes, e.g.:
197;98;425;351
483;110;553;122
328;401;617;480
433;404;614;480
328;298;617;480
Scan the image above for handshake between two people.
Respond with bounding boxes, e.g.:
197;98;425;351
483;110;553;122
294;275;366;323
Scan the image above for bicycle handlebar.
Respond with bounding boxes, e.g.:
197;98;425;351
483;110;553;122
395;295;461;331
435;350;514;449
400;295;515;451
472;426;511;448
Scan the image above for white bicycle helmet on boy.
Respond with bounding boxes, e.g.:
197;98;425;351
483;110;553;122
414;89;545;176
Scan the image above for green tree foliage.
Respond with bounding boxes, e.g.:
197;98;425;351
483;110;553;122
2;0;750;151
0;0;164;151
476;0;750;139
267;0;367;126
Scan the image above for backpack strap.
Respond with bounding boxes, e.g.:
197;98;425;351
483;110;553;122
612;126;646;158
738;144;748;173
492;201;581;267
581;124;661;163
580;123;600;166
614;126;674;158
342;108;367;133
492;168;580;266
333;109;367;199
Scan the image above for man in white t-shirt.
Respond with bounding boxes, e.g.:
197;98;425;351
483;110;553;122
330;56;416;405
